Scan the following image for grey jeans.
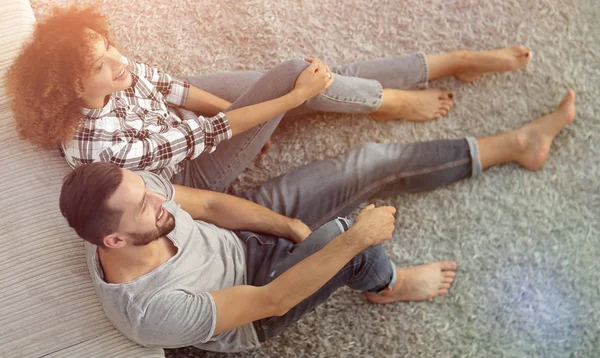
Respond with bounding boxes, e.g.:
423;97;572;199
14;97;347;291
171;52;429;191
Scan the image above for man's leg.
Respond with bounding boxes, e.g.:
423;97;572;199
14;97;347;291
240;136;480;229
240;89;574;341
240;89;576;228
240;218;398;342
242;217;456;342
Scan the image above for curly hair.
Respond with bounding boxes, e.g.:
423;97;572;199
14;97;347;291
4;5;113;149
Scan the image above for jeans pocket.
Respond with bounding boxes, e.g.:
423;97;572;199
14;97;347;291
236;230;276;246
253;235;276;246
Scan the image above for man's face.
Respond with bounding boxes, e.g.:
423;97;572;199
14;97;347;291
106;170;175;247
81;28;132;107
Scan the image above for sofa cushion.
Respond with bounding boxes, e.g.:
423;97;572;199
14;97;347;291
0;1;163;356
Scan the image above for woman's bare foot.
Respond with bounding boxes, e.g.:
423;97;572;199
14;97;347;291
365;260;457;303
455;45;531;83
370;89;454;121
512;89;576;170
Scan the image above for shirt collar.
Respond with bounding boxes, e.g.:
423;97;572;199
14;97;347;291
81;94;117;119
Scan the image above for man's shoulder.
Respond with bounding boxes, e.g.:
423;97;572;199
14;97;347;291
136;171;174;200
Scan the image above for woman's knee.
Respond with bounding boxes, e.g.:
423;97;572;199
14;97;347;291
272;59;310;76
253;59;309;94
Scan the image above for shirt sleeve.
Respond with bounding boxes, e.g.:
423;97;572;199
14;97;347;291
136;291;217;347
125;56;190;107
94;111;232;172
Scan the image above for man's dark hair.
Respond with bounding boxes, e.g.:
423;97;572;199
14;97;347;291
60;162;124;247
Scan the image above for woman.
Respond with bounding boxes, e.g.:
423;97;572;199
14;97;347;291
5;5;533;191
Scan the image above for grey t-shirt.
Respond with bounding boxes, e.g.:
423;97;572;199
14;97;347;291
84;171;260;353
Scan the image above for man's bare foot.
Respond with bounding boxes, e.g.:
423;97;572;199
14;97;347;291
365;260;457;303
512;89;576;170
455;45;531;83
370;89;454;121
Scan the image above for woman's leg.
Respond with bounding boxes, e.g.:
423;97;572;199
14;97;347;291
173;60;305;191
174;59;394;191
172;57;433;191
370;45;532;121
288;46;531;122
180;46;532;124
426;45;531;83
284;52;446;120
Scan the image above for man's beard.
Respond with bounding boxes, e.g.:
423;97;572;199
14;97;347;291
129;212;176;246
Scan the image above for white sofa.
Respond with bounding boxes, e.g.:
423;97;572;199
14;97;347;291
0;1;164;356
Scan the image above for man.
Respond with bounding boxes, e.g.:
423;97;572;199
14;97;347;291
59;89;574;352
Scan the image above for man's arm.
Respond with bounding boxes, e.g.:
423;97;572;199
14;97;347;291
211;205;395;336
173;184;307;241
136;205;394;347
183;85;232;116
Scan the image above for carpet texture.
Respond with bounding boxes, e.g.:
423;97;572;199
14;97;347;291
30;0;599;357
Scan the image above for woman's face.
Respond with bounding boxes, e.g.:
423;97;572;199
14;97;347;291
81;29;133;109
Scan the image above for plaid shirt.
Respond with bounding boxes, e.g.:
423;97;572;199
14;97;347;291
61;56;232;180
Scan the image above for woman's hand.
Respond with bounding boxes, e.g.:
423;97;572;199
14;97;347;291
286;218;313;244
292;58;335;102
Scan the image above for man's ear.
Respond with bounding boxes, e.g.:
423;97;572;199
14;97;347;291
103;233;126;249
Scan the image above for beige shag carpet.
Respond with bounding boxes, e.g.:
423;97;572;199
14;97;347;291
31;0;600;357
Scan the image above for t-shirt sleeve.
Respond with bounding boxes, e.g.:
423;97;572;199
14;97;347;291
136;290;217;347
136;171;174;201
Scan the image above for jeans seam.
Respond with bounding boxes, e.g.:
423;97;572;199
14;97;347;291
318;92;378;107
417;51;429;88
313;158;471;229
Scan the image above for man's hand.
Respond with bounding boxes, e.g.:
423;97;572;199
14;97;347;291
352;204;397;246
286;218;312;243
292;58;334;102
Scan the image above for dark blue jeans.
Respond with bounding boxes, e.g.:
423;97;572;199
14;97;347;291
237;218;396;342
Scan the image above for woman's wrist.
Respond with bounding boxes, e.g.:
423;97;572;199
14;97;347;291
287;89;309;108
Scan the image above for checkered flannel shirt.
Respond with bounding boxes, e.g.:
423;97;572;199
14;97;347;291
61;56;232;180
